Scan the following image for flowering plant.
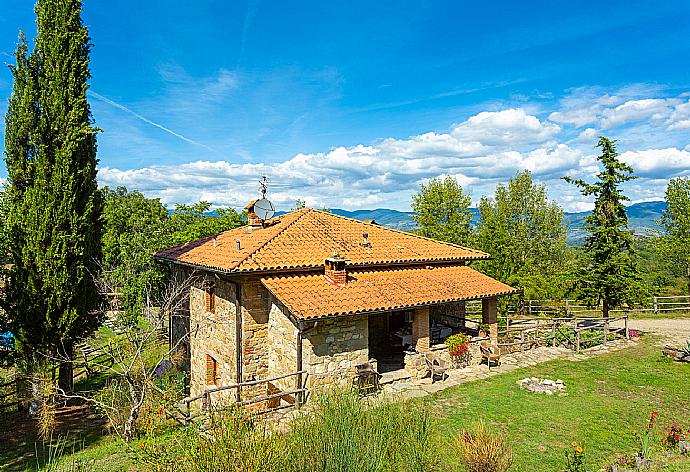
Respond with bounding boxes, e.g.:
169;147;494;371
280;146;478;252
628;330;640;338
565;441;586;472
445;333;472;358
638;410;658;458
660;420;688;449
612;453;636;470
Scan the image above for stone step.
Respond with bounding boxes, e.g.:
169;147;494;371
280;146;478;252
379;369;412;386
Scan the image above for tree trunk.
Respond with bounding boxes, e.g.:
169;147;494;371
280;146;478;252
57;345;74;394
602;298;609;319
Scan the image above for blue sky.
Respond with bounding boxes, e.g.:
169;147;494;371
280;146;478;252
1;0;690;211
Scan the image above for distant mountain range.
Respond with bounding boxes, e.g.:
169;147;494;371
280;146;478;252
328;201;666;245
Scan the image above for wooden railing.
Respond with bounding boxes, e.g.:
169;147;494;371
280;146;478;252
495;315;629;353
507;295;690;317
177;370;307;425
0;376;19;412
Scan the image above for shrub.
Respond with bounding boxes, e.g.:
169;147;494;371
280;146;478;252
455;420;513;472
134;407;282;472
445;333;472;358
134;389;435;472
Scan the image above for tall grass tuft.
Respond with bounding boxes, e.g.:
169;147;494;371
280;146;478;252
455;420;513;472
134;388;435;472
284;389;434;472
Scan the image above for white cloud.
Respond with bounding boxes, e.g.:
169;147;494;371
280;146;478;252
601;98;681;128
619;148;690;178
96;85;690;212
451;108;560;146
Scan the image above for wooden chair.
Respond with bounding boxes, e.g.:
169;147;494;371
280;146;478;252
479;341;502;370
424;354;448;383
352;362;380;396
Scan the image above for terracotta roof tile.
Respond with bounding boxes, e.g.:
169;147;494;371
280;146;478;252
261;265;518;320
154;208;489;273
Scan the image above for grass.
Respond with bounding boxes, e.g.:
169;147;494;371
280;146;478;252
2;337;689;471
430;337;690;471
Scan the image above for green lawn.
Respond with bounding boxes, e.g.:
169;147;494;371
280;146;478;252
430;338;690;471
2;338;689;471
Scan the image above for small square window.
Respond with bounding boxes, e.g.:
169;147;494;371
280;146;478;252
205;354;218;386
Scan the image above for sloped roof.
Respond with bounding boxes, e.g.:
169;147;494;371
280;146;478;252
154;208;489;273
261;265;518;320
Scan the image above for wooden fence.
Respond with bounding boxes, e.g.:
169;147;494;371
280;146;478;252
507;295;690;317
0;375;19;412
494;315;629;353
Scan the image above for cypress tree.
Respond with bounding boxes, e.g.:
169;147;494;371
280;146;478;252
3;0;103;392
563;137;641;317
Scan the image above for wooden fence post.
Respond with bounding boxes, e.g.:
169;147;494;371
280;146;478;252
653;296;658;314
603;320;609;346
552;322;557;347
528;300;532;317
576;330;580;352
624;316;629;340
565;300;570;317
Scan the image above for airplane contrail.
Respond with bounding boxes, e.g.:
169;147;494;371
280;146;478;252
88;90;216;153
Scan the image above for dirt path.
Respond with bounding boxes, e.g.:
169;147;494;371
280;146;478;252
613;317;690;345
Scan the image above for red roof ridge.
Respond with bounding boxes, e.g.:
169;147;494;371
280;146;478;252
234;208;313;268
308;208;489;258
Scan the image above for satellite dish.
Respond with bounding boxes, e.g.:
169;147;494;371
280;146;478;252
253;198;275;220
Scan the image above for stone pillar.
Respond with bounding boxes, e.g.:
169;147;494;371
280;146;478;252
458;300;466;329
482;297;498;341
412;308;430;352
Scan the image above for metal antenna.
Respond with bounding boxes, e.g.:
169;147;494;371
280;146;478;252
259;176;268;198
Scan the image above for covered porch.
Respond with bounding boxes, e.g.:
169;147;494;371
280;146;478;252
367;298;499;378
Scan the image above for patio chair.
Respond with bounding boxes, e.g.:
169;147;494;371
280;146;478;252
479;341;502;370
424;354;448;383
351;362;381;397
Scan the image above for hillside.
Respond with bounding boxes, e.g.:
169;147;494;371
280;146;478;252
325;201;666;245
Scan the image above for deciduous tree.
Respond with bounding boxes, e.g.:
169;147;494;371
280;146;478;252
661;177;690;295
3;0;102;392
477;170;569;298
563;137;641;317
411;176;473;246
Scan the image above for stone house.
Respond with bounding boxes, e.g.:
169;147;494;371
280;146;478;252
154;205;517;402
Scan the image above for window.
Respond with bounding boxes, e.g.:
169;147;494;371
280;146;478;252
205;284;216;314
205;354;218;386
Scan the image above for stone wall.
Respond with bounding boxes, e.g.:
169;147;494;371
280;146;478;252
239;276;271;383
188;278;238;398
267;300;299;393
303;315;369;390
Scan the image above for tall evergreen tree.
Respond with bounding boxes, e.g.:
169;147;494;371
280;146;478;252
563;137;641;317
3;0;102;392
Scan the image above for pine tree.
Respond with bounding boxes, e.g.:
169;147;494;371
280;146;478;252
3;0;103;392
563;137;641;317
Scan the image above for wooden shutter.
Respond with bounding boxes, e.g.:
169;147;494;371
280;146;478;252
204;285;216;314
205;354;218;386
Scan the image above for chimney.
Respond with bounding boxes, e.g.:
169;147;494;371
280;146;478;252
244;199;263;233
324;251;347;286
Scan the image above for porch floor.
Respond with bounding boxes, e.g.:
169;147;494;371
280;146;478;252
377;339;637;400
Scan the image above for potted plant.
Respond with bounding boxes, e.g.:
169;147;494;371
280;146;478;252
477;323;490;338
445;333;472;367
